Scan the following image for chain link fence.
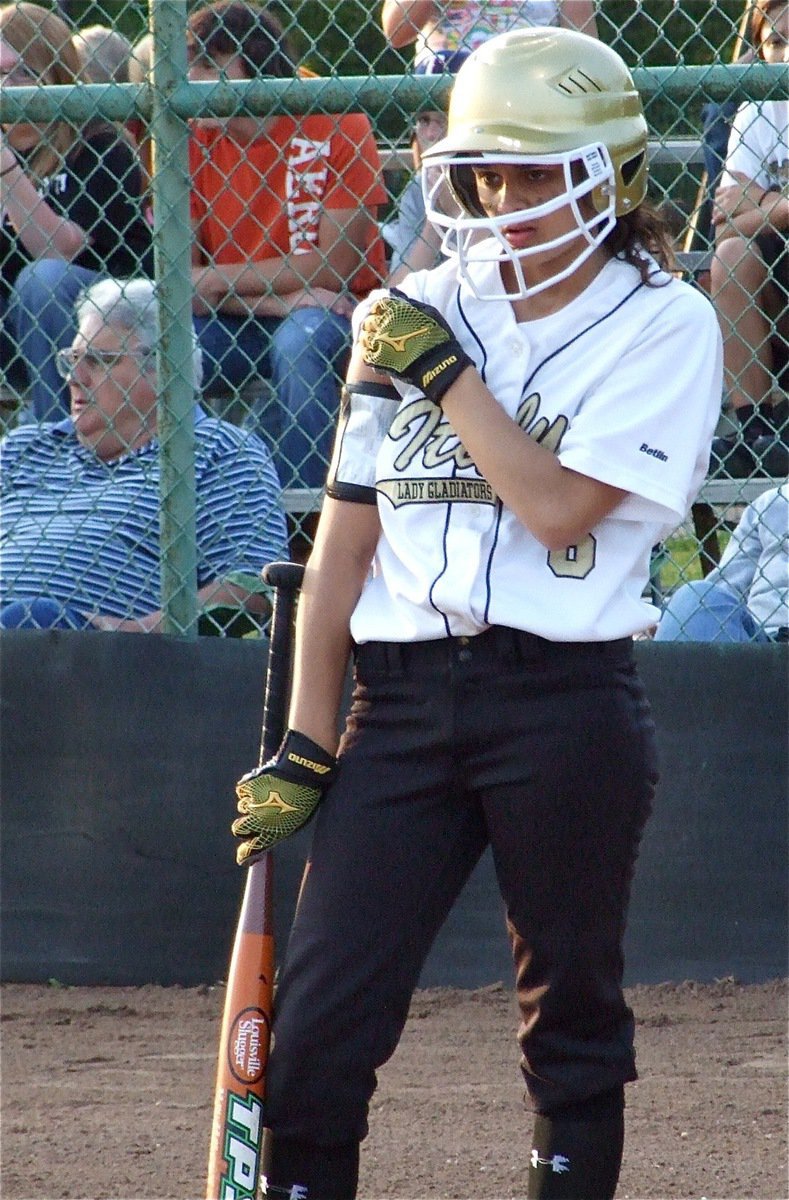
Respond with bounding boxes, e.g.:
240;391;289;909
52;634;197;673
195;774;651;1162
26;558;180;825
0;0;786;640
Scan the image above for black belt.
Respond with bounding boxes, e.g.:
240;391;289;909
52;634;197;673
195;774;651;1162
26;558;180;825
354;625;634;673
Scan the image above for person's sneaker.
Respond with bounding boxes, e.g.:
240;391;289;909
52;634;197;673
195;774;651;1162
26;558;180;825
751;434;789;477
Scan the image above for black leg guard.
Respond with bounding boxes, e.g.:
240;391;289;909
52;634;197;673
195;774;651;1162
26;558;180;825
263;1134;360;1200
527;1088;625;1200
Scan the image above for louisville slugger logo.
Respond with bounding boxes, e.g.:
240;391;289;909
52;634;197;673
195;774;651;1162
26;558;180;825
220;1091;264;1199
228;1009;270;1084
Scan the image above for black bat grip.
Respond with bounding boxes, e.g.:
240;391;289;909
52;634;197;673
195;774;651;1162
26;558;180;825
259;561;306;764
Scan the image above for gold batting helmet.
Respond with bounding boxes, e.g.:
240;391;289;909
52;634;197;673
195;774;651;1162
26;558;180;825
421;27;649;299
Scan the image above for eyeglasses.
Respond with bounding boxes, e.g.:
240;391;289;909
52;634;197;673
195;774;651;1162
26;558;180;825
55;347;141;379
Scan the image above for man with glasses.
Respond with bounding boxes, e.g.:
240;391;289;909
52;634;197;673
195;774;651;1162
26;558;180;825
0;276;288;632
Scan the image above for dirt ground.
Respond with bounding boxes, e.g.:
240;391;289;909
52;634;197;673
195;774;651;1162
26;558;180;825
1;977;786;1200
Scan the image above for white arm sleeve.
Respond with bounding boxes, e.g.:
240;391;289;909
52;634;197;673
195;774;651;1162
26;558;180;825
325;381;401;504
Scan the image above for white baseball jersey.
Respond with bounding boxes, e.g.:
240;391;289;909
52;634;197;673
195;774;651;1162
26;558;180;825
720;100;789;192
328;250;722;643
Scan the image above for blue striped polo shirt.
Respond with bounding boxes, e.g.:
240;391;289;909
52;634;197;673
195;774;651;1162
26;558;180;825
0;408;288;619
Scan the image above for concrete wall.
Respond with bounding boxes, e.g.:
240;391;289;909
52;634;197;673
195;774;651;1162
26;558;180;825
1;631;786;987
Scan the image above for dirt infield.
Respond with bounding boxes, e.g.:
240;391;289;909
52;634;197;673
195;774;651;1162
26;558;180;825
1;978;786;1200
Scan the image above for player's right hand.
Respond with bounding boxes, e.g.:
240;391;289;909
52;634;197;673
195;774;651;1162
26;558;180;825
232;730;337;864
359;289;473;406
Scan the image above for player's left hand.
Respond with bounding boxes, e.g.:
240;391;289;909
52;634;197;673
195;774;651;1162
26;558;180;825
232;729;337;864
359;289;473;406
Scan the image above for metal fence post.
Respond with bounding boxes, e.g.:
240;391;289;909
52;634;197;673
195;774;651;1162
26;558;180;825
149;0;198;638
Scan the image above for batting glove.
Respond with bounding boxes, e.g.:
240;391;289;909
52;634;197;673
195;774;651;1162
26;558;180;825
359;288;473;406
232;729;337;864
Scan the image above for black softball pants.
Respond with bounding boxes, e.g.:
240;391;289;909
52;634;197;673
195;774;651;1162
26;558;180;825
265;626;658;1145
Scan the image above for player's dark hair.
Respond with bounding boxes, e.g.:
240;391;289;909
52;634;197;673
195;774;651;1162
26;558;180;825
606;202;677;284
186;0;296;79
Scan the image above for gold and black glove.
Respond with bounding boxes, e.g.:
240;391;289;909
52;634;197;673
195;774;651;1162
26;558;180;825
232;729;337;864
359;288;473;406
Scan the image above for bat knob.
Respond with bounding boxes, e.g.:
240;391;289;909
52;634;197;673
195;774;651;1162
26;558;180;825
262;561;305;593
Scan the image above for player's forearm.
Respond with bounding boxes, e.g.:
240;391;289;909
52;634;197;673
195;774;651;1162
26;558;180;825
441;367;625;549
287;502;379;755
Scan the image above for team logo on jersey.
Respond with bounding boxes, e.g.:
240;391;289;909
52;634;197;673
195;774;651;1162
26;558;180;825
377;477;496;507
377;389;570;509
388;392;568;476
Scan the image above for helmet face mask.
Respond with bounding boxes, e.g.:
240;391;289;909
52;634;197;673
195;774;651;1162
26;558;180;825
423;145;618;301
420;26;649;301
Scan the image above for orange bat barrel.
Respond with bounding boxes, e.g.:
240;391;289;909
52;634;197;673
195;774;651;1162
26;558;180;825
205;852;274;1198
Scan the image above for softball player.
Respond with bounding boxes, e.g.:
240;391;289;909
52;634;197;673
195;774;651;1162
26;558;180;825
232;28;722;1199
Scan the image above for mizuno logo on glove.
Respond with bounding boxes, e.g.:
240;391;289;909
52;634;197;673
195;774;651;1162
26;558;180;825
368;325;433;354
255;789;298;814
286;751;334;773
422;355;459;387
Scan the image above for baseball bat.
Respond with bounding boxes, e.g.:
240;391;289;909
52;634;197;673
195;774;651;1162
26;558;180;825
206;559;306;1200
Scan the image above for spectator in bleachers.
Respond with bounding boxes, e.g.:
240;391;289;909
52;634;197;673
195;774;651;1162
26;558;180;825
186;0;387;491
0;277;288;633
654;483;788;642
709;0;788;479
698;45;755;250
0;2;153;423
383;48;469;285
72;23;133;84
381;0;598;69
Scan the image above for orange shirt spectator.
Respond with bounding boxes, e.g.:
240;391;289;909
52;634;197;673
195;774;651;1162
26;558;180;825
189;111;386;299
185;0;387;496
